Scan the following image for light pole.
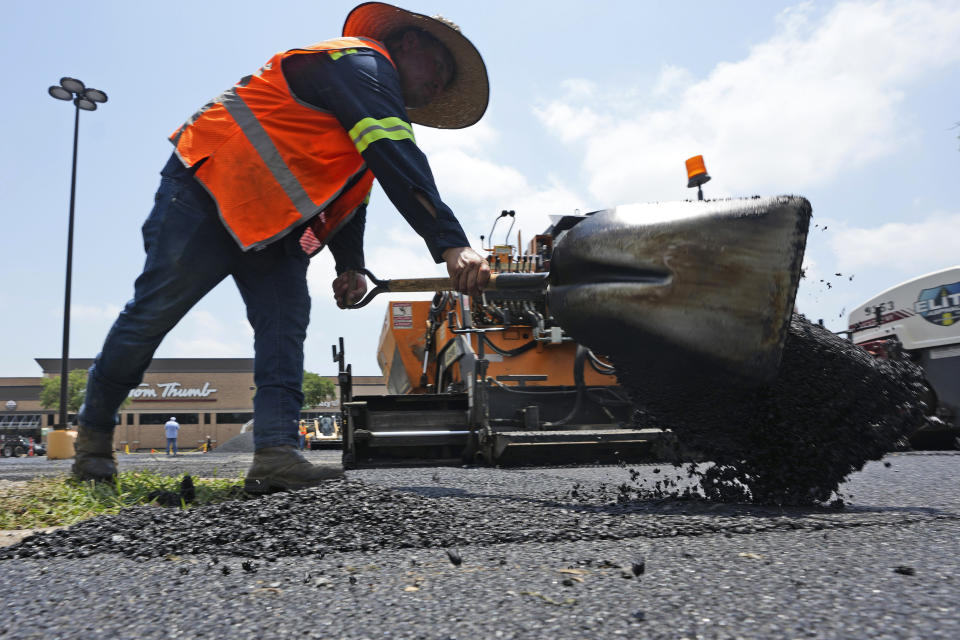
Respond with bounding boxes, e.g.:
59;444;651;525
48;77;107;433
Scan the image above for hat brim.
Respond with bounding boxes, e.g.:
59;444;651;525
343;2;489;129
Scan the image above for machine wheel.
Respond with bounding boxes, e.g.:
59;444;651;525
13;445;26;457
1;445;12;457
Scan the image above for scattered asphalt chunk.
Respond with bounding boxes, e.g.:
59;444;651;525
180;475;196;504
631;560;646;576
632;611;647;622
220;565;231;576
893;565;916;576
446;548;462;566
241;561;257;573
146;490;182;507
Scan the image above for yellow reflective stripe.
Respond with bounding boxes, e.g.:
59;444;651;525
363;189;372;205
349;117;415;154
328;48;358;61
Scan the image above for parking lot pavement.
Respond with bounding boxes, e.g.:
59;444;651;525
0;452;958;638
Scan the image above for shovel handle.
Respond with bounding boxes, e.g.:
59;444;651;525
346;269;548;309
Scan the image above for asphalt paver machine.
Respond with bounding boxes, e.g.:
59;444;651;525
337;195;811;468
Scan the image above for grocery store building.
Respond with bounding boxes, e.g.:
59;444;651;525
0;358;385;451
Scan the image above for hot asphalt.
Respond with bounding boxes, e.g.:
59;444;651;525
0;450;958;639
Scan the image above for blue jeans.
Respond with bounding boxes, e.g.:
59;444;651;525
166;437;178;456
79;154;310;451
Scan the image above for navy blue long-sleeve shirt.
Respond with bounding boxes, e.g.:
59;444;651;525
282;45;470;274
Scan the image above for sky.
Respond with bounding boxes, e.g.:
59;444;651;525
2;0;958;377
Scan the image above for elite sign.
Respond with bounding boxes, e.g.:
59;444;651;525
914;282;960;326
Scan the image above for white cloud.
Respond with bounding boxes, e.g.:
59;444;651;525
414;120;498;154
795;209;960;329
828;210;960;273
70;303;122;321
534;0;960;204
651;65;694;98
415;129;589;242
162;309;253;358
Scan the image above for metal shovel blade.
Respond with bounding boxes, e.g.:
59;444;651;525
548;196;812;386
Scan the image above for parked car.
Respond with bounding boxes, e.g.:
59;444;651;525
0;435;44;457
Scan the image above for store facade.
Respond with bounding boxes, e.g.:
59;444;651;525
1;358;385;451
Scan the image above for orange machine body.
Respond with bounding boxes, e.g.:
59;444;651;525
377;223;618;401
378;299;616;395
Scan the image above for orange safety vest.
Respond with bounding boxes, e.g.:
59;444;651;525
170;37;393;252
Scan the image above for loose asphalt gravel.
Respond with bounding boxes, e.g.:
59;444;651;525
614;315;930;505
0;450;958;639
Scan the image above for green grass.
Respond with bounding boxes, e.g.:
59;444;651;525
0;471;244;530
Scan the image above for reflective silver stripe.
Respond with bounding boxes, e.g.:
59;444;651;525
220;91;317;219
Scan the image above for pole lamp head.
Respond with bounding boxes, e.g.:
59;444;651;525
48;77;108;109
48;85;73;101
59;77;85;94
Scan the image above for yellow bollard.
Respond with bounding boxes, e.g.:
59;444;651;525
46;429;77;460
124;444;130;454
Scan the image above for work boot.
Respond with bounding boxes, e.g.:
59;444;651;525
244;446;344;494
71;428;118;482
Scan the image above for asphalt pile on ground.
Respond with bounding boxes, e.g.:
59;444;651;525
613;314;929;505
215;431;255;453
0;476;877;561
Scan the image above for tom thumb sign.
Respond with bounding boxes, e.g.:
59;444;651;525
129;382;218;402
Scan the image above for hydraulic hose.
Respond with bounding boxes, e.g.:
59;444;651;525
480;334;538;358
586;349;617;375
546;345;589;426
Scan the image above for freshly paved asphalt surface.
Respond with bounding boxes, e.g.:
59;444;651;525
0;450;958;639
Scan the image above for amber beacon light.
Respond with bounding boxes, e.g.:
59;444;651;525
685;155;711;200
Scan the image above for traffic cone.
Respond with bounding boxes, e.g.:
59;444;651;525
28;438;34;457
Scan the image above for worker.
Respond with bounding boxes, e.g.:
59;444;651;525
164;416;180;456
71;2;491;493
298;420;308;451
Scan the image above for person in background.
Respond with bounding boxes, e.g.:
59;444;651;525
298;420;308;451
164;417;180;457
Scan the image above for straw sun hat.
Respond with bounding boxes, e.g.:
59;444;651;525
343;2;489;129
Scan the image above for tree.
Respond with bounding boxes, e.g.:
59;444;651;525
39;369;88;413
40;369;131;414
302;371;336;409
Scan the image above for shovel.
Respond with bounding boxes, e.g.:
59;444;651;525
349;195;811;386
